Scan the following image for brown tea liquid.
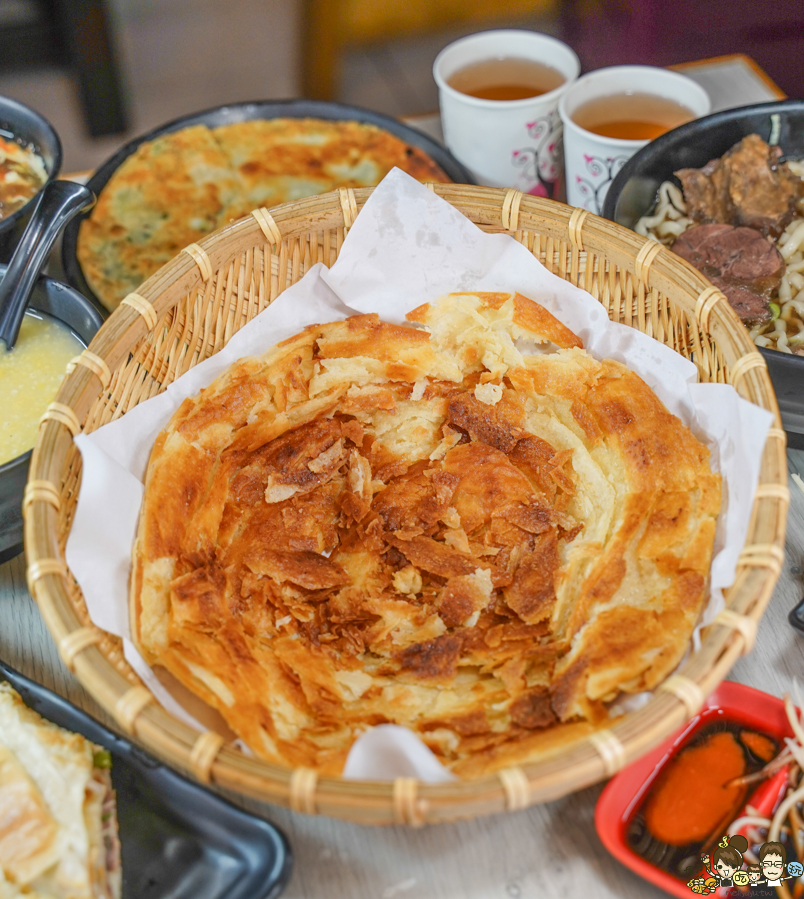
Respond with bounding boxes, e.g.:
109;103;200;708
447;57;565;101
571;92;695;140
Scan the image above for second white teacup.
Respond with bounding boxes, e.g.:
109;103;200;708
558;66;711;214
434;30;580;197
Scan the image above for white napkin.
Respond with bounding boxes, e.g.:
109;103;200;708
66;168;772;780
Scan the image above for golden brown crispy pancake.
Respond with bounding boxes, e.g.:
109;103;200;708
131;292;720;777
77;118;452;311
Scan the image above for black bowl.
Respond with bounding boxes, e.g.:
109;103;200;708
0;95;62;262
0;272;102;562
62;98;475;314
602;99;804;449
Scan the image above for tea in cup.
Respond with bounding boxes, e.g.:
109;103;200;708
433;30;580;197
558;66;711;214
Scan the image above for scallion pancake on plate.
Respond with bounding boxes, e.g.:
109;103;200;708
214;118;451;216
77;124;241;310
77;118;452;311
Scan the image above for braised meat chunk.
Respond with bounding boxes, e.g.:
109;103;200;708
675;157;730;225
725;135;803;236
675;135;804;238
639;133;804;353
671;223;785;324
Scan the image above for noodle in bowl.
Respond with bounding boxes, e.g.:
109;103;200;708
636;159;804;355
603;99;804;447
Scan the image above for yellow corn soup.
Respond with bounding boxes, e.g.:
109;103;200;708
0;311;83;465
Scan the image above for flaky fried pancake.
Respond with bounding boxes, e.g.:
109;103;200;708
77;118;451;311
131;292;721;777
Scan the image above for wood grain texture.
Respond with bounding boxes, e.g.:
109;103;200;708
2;448;802;899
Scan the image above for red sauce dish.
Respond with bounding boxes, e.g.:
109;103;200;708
595;681;794;899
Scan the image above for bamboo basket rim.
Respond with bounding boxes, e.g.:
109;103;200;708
24;184;788;826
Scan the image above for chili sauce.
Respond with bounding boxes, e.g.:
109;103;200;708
626;715;779;881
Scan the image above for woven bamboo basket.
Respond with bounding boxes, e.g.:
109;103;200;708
24;185;788;826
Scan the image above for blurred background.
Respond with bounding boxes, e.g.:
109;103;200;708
0;0;801;172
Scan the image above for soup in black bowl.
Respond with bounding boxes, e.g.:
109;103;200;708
0;95;62;263
0;273;102;562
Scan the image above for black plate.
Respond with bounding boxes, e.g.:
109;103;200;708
62;98;474;315
0;660;292;899
602;99;804;449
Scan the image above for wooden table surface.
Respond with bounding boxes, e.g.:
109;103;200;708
1;447;802;899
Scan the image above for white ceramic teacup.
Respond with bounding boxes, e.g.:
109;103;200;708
433;30;580;197
558;66;711;214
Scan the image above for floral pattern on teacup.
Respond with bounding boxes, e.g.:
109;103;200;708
511;110;563;198
575;153;629;214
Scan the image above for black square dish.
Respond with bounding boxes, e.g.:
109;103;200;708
0;660;292;899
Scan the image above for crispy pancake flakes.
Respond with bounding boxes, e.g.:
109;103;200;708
131;292;721;777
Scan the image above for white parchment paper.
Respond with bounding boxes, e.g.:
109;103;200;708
65;168;773;781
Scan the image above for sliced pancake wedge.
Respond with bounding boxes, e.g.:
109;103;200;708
0;684;121;899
